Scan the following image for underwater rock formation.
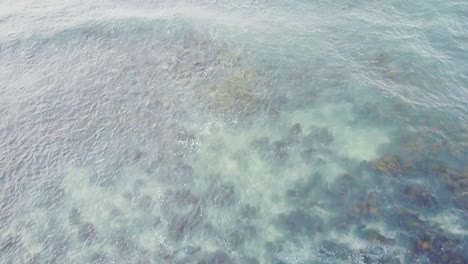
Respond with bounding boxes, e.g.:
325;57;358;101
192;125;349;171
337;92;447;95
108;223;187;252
41;183;65;208
0;235;20;255
357;229;395;246
168;206;203;241
277;209;323;238
78;223;97;243
318;240;353;261
69;208;81;225
207;182;236;207
207;69;259;118
198;250;233;264
403;184;438;209
411;232;468;264
370;155;403;176
304;126;334;146
90;252;110;264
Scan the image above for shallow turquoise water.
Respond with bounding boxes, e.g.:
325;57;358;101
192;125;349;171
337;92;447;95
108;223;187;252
0;0;467;263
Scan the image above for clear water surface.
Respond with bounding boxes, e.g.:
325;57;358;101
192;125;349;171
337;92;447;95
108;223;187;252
0;0;467;263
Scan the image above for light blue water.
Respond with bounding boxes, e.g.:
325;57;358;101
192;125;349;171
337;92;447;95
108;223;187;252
0;0;467;263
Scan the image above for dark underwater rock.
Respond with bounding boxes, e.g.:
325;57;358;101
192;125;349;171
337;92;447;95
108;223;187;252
304;126;334;146
135;194;154;211
238;204;258;224
198;250;233;264
49;235;70;260
272;140;289;160
113;235;134;254
300;147;316;160
359;246;395;264
156;243;175;262
327;173;356;203
69;208;81;225
78;223;97;243
283;123;303;146
42;183;65;208
168;206;203;240
412;232;468;264
170;189;200;207
403;184;437;209
358;229;395;246
133;150;145;161
379;257;401;264
174;245;202;263
286;173;323;207
413;234;432;254
184;245;202;256
370;155;402;176
94;173;117;187
208;183;235;206
1;235;20;254
388;207;426;231
174;162;194;175
153;216;161;228
160;162;195;184
90;252;109;264
239;255;259;264
135;254;152;264
176;130;197;145
289;123;303;137
250;137;270;152
277;209;323;237
318;240;353;260
227;231;245;248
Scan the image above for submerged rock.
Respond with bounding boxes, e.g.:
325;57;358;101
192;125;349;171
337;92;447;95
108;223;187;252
198;250;233;264
378;257;401;264
289;123;303;137
358;229;395;246
183;245;202;256
42;183;65;208
133;150;145;161
388;207;426;231
277;209;323;237
113;234;134;254
90;252;109;264
208;183;235;206
135;194;154;211
156;242;175;261
78;223;97;243
69;208;81;225
412;232;468;264
272;140;289;160
153;216;162;228
286;173;323;207
169;189;200;207
46;235;70;260
250;137;270;152
283;123;303;146
169;162;195;183
168;206;203;241
370;155;402;175
413;233;433;254
318;240;353;260
239;204;258;222
1;235;20;254
93;173;117;187
403;184;437;209
304;126;334;146
328;173;356;202
240;256;259;264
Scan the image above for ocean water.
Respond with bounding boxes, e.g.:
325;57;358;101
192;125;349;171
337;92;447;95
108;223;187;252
0;0;467;263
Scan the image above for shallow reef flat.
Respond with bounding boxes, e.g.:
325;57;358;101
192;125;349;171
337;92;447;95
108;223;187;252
1;0;467;263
